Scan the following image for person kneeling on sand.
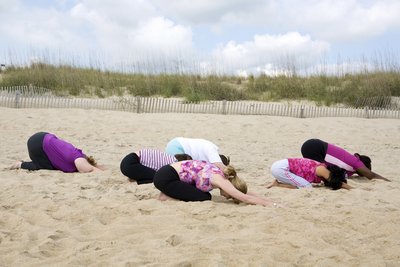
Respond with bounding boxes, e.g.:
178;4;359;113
266;158;352;190
301;138;389;181
10;132;103;173
153;159;273;206
120;148;192;184
165;137;230;171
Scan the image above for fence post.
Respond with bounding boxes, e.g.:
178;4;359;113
136;97;141;113
364;106;369;119
14;90;21;108
300;106;304;118
222;100;227;115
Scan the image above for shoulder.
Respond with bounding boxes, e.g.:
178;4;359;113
209;173;226;187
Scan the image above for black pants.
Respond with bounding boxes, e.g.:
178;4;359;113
120;153;156;184
153;165;212;202
301;138;328;162
21;132;54;171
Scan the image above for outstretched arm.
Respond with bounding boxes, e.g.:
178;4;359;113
356;166;390;181
213;176;273;206
74;158;103;173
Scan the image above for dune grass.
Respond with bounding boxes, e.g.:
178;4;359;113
1;62;399;108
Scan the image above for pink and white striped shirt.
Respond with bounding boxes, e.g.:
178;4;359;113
139;148;177;171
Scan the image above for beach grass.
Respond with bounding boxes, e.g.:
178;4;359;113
1;62;399;108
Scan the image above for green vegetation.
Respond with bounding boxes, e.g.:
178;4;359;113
1;63;400;108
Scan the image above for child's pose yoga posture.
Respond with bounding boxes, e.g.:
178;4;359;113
120;148;191;184
10;132;103;173
267;158;352;190
153;160;273;206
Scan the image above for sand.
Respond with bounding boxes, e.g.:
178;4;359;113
0;107;399;266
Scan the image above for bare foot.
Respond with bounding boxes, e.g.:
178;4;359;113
9;161;22;170
265;179;279;188
158;193;176;201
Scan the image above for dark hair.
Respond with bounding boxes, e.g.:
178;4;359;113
219;154;230;166
324;165;346;190
355;153;371;170
174;154;192;161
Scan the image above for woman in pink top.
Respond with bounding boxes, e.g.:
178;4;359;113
267;158;352;190
153;160;273;206
301;138;389;181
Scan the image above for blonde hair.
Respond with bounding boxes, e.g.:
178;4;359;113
223;165;248;203
86;155;97;166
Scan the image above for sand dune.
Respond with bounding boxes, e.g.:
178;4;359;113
0;107;399;266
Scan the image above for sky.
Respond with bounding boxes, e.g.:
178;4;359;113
1;0;400;76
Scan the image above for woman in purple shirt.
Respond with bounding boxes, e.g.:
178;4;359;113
10;132;102;173
301;139;389;181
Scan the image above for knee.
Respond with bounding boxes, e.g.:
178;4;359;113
153;166;173;191
153;172;164;191
270;161;281;178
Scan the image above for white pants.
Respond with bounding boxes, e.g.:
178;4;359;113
270;159;312;188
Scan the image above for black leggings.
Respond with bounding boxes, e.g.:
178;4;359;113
120;153;156;184
21;132;54;171
301;138;328;162
153;165;212;202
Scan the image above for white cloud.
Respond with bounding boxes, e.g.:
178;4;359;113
0;0;194;69
0;1;88;50
0;0;399;74
212;32;330;75
130;17;193;54
153;0;400;42
288;0;400;41
152;0;266;24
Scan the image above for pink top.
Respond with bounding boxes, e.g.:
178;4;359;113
326;143;364;176
288;158;326;183
179;160;225;192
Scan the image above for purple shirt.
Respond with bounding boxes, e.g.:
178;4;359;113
42;134;86;172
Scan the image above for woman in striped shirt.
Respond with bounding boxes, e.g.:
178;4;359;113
120;148;192;184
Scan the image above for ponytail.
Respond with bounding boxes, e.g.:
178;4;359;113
223;165;248;203
86;155;97;167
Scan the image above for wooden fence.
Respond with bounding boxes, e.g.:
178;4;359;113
1;85;399;119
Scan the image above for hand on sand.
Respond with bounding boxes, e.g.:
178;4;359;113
267;200;285;208
264;179;279;189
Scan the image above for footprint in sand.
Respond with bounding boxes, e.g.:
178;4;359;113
166;234;183;246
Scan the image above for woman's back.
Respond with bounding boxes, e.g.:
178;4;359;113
172;160;224;192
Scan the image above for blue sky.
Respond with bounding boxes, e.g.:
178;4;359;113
1;0;399;76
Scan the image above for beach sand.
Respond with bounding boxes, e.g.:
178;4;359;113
0;107;399;266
